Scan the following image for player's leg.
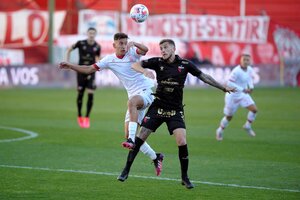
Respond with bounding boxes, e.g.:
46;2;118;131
76;73;85;128
242;95;257;136
123;107;163;175
172;128;194;189
122;89;153;147
167;110;194;189
216;94;238;141
117;126;153;182
126;95;144;141
83;74;96;128
123;117;157;159
118;106;163;181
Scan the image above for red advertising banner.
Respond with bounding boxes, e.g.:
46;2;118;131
122;14;270;44
0;9;66;47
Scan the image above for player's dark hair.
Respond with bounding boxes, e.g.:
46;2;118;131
87;27;97;32
114;33;129;40
159;39;176;47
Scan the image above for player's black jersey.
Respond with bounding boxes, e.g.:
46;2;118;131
72;40;101;65
141;55;202;110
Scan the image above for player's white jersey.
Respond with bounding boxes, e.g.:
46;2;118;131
93;47;154;97
226;65;254;97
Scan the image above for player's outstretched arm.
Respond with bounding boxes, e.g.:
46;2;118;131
59;61;97;74
132;62;155;79
198;73;236;93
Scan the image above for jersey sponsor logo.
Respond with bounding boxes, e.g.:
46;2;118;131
157;108;176;117
178;65;184;72
143;116;150;123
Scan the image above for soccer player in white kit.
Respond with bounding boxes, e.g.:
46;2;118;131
59;33;164;176
216;54;258;141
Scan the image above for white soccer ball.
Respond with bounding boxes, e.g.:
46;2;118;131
130;4;149;23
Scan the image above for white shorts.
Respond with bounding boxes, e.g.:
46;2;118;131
124;88;154;124
224;93;255;116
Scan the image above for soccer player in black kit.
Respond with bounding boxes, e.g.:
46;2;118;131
117;39;235;189
66;27;101;128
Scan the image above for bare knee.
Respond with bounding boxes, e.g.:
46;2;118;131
176;137;186;146
226;116;233;121
127;99;137;109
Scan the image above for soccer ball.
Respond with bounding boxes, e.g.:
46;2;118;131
130;4;149;23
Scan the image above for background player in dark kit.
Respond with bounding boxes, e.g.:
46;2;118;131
65;27;101;128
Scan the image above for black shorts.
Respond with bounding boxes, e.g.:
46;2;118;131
77;72;96;90
141;105;186;135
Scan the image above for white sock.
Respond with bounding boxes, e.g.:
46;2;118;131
139;142;157;160
220;116;229;129
128;121;138;142
245;111;256;127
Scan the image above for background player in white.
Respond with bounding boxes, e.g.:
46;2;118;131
59;33;164;176
216;54;258;141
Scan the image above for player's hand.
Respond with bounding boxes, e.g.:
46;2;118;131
59;62;71;70
127;41;135;49
143;69;155;79
224;86;236;93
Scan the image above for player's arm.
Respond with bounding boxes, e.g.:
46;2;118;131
132;62;155;79
128;41;148;55
65;46;73;62
244;67;254;94
198;73;235;93
59;61;97;74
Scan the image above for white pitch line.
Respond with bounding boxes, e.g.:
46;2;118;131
0;125;38;143
0;164;299;193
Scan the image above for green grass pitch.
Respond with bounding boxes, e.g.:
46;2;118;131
0;88;299;199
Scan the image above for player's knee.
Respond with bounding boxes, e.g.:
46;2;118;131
226;116;233;121
127;99;137;108
250;106;258;113
253;108;258;113
176;137;187;146
77;88;84;96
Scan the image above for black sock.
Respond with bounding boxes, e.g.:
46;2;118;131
124;137;144;172
86;93;94;117
178;144;189;179
77;90;84;117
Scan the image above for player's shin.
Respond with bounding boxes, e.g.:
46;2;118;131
124;137;145;171
178;144;189;179
220;116;229;129
245;111;256;127
86;93;94;117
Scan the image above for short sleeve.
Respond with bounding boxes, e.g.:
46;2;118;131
187;61;202;77
72;41;80;49
141;57;160;70
93;55;110;71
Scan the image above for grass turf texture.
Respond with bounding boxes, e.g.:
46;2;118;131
0;88;299;199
